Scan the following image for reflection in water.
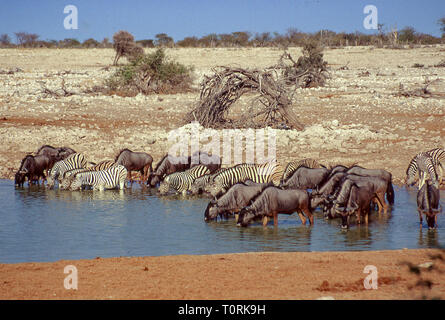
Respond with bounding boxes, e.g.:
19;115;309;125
1;180;444;263
418;228;440;247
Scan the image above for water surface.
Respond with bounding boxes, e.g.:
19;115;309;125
0;180;443;263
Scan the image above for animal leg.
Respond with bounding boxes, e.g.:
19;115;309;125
273;212;278;227
262;215;269;227
298;213;307;225
418;210;423;227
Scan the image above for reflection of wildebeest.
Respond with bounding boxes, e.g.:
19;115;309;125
280;166;330;190
204;181;273;222
15;154;52;187
237;186;313;227
115;149;153;184
148;151;221;187
417;181;441;230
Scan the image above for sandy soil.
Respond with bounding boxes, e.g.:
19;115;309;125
1;249;444;300
0;47;444;185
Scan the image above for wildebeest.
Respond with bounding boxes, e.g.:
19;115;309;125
346;166;394;205
282;158;325;183
334;183;375;229
417;181;441;229
35;145;77;174
204;181;273;222
237;186;313;227
15;154;52;187
280;166;330;190
148;151;221;187
115;149;153;184
332;175;389;214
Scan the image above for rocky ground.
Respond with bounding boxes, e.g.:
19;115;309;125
1;46;444;185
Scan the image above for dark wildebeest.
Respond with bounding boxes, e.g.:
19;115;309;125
237;186;313;227
280;166;330;191
204;181;273;222
35;145;77;175
333;175;389;214
345;166;394;206
334;183;375;229
57;147;76;159
15;154;51;187
417;181;441;230
115;149;153;184
148;151;221;187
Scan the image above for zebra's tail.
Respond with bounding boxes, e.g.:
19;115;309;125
387;181;395;206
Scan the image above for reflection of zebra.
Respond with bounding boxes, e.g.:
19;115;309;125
60;161;116;190
69;165;127;191
207;161;284;198
406;152;439;189
282;158;325;183
47;153;87;188
159;165;210;195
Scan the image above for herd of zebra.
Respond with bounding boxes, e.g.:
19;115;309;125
14;145;444;229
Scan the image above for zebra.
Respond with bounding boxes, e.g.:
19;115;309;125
427;148;445;184
189;167;228;195
206;161;284;198
282;158;325;183
46;153;87;189
59;160;116;190
159;165;211;195
69;165;127;191
406;152;439;189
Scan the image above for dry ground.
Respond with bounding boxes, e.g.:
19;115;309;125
1;249;444;300
0;46;444;184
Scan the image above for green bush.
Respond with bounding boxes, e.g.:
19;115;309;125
106;48;194;95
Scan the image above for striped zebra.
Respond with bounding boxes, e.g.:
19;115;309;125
47;153;87;189
206;161;284;198
427;148;445;183
406;152;439;189
69;165;127;191
282;158;325;183
59;160;116;190
159;165;211;195
189;167;228;195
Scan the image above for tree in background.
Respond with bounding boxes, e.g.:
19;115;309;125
0;34;11;47
83;38;100;48
399;26;416;43
438;16;445;37
155;33;174;47
14;32;39;47
112;30;144;65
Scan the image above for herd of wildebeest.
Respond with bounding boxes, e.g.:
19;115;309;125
14;145;444;230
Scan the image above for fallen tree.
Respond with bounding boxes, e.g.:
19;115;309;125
186;66;305;130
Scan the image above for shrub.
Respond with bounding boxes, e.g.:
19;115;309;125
105;48;194;95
